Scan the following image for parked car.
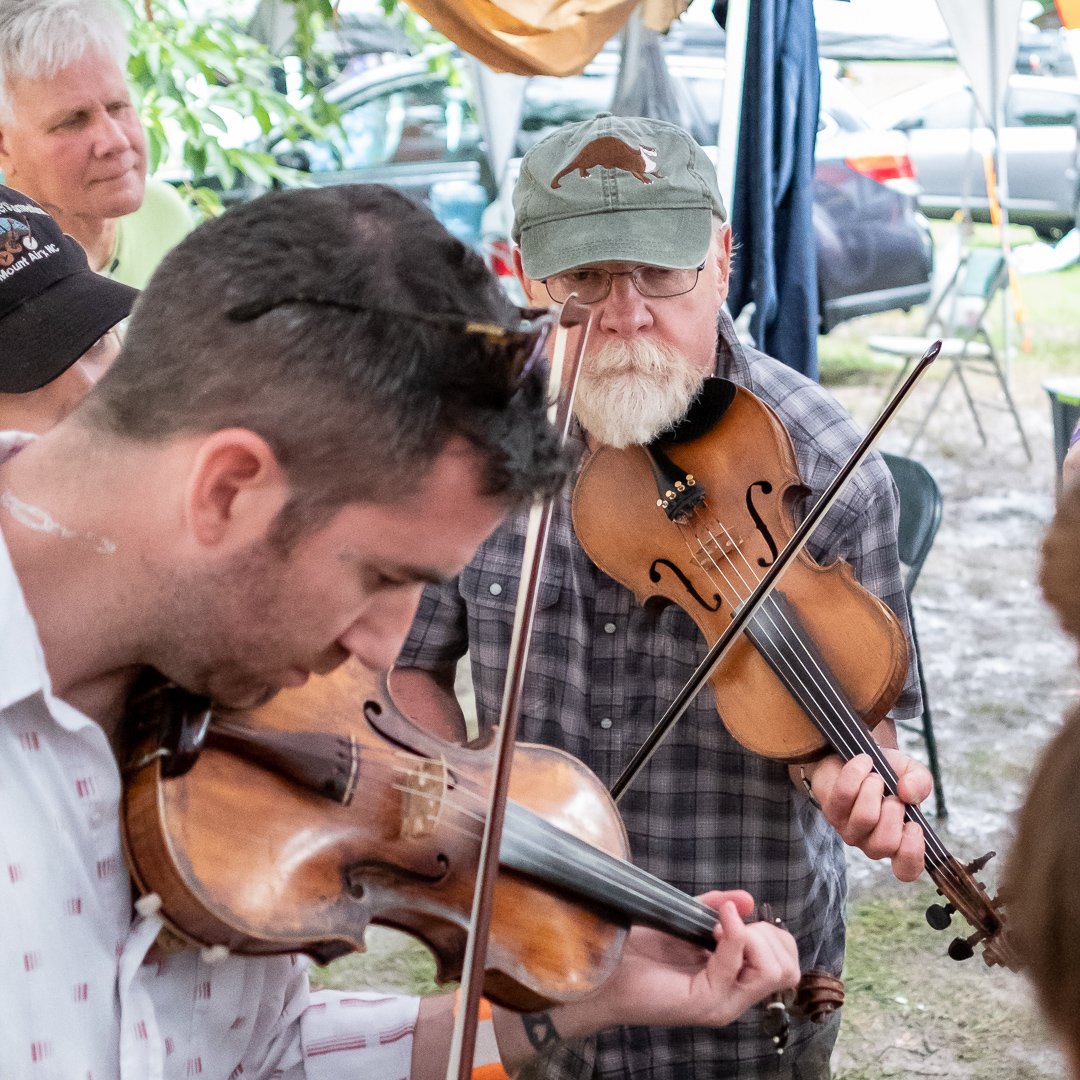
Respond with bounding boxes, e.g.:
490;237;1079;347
1015;26;1080;78
876;73;1080;239
221;46;932;333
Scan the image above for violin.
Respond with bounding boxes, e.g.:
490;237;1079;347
121;660;842;1027
571;370;1017;971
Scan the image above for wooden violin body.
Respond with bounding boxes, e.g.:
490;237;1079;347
573;378;909;763
123;660;631;1012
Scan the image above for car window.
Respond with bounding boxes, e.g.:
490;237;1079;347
280;76;481;172
519;72;617;151
519;63;723;153
819;77;871;132
680;73;723;145
1006;86;1079;127
898;86;979;130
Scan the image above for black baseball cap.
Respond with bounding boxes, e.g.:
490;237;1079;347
0;185;138;393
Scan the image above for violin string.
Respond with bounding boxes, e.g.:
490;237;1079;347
695;518;965;891
322;743;722;934
688;517;961;883
270;704;965;924
686;519;876;770
379;774;719;933
692;521;885;775
680;513;960;883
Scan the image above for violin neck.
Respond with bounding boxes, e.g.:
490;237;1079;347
747;591;950;869
501;801;717;948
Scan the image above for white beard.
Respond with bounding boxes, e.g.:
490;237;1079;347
573;337;707;449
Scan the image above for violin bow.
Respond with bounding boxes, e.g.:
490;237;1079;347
609;340;941;801
446;297;593;1080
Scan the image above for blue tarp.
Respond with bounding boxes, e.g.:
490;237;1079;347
716;0;821;379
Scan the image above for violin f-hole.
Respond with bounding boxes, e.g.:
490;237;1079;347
746;481;779;568
649;558;723;612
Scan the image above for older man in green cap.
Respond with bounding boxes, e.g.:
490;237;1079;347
395;114;933;1080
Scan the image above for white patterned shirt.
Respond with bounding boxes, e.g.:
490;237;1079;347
0;432;419;1080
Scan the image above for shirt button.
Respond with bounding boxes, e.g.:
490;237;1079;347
603;622;617;634
599;718;613;729
489;582;503;596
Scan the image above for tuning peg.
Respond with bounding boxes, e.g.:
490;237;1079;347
763;999;789;1052
948;934;978;962
925;901;955;930
966;851;996;875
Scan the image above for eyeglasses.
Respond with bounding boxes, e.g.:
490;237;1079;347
226;294;554;393
543;263;707;305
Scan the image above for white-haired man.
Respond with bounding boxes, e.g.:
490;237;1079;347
395;115;935;1079
0;0;190;288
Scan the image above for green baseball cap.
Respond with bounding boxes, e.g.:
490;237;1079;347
512;114;727;281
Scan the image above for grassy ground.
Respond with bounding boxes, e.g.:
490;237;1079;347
834;886;1064;1080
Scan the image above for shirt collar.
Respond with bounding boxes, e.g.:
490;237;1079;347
714;308;756;391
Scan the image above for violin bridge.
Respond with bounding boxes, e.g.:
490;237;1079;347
695;522;743;561
399;756;448;839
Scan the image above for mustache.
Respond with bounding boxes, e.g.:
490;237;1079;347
585;337;679;379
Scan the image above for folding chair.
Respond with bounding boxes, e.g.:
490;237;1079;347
881;452;947;818
869;250;1032;461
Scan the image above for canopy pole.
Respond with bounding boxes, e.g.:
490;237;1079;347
716;0;750;222
988;0;1015;383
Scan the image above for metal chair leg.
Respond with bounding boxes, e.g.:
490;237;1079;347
911;616;946;819
906;364;959;455
985;348;1034;462
879;354;916;413
952;358;990;447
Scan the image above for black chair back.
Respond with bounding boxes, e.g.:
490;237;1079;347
882;452;943;594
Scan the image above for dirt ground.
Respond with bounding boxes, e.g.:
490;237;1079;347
822;311;1078;1079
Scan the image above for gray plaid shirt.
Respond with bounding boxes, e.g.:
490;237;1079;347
397;314;918;1079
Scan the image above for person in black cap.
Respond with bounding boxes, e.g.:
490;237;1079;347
0;182;136;433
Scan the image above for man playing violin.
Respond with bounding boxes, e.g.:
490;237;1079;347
0;183;801;1079
394;115;934;1079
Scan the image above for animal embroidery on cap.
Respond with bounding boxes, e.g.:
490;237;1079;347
550;136;664;189
0;218;37;268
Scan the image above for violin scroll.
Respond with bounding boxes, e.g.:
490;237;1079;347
923;849;1017;970
758;904;844;1054
792;969;845;1024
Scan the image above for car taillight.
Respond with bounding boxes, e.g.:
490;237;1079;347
844;152;918;193
486;237;516;279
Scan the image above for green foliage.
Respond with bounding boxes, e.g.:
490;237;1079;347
376;0;460;83
377;0;444;50
121;0;340;216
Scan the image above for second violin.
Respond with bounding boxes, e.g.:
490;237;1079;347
572;368;1015;971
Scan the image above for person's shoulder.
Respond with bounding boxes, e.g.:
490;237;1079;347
109;179;194;287
736;347;891;503
741;348;857;453
137;179;195;234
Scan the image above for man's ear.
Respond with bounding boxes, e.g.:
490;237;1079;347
183;429;290;550
513;247;544;306
714;225;733;305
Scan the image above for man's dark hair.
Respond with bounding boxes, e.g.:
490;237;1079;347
82;184;567;547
